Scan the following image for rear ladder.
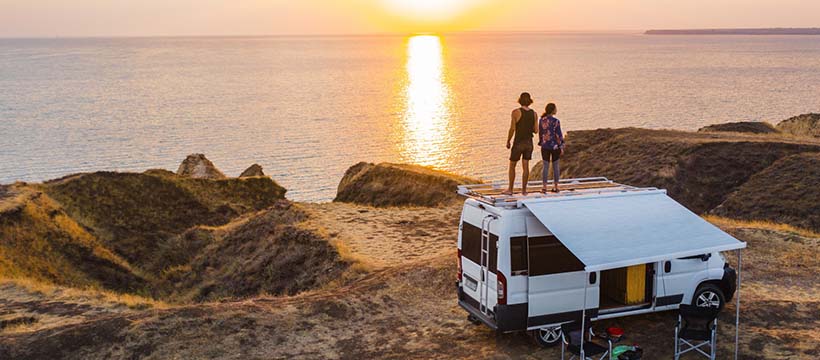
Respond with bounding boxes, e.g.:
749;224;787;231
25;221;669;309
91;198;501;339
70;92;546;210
479;215;496;315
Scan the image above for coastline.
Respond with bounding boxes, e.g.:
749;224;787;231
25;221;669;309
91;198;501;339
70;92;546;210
1;122;819;359
646;28;820;35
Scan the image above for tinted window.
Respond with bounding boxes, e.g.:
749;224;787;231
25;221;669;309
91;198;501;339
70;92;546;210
510;236;528;274
461;222;498;273
528;236;584;276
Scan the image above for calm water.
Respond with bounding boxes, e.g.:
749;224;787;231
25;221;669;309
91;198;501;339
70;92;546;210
2;33;819;201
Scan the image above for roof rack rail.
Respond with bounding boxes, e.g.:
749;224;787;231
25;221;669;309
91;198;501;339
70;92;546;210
457;177;659;208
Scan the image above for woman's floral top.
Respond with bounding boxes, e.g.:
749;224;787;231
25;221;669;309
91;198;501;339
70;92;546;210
538;115;564;150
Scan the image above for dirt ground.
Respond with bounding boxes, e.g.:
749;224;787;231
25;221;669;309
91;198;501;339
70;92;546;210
1;202;818;359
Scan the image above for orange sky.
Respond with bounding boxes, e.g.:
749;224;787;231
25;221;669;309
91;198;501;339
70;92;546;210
1;0;819;37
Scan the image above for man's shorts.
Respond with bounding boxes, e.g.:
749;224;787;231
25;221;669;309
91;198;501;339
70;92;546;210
510;141;533;161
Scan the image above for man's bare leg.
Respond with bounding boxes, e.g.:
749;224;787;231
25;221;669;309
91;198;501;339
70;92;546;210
503;160;516;195
521;159;530;195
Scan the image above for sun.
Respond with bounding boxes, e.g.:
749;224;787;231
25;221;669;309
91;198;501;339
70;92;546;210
382;0;481;22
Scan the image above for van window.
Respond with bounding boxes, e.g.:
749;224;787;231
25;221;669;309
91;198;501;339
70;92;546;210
510;236;528;274
461;222;498;273
528;236;584;276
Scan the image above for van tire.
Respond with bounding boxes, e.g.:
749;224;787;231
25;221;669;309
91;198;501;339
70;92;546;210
531;327;562;348
693;283;725;311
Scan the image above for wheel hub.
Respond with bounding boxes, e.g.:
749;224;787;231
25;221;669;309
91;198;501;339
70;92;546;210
539;327;560;343
697;291;721;308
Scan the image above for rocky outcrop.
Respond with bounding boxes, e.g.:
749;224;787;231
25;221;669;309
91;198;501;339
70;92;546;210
335;162;480;207
239;164;265;178
697;121;779;134
777;113;820;138
176;154;226;179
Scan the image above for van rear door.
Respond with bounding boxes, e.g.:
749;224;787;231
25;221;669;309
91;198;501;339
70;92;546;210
460;213;498;316
525;217;599;328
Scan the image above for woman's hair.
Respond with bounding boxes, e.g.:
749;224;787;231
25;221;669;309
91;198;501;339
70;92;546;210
543;103;557;118
518;92;533;106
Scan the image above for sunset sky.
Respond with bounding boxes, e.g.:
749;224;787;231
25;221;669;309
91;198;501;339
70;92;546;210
1;0;819;37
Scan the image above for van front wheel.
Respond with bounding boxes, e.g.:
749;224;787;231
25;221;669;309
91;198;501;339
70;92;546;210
532;326;562;348
693;283;725;311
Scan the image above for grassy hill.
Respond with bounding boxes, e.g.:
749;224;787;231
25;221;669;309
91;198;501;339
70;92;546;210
335;162;480;207
0;185;146;293
698;121;779;134
711;152;820;230
0;169;350;303
530;128;820;231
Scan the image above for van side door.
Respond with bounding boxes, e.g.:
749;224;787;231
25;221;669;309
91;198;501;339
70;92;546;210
525;217;598;328
658;256;709;309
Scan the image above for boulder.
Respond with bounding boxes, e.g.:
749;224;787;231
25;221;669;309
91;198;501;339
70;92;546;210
239;164;265;178
697;121;779;134
176;154;226;179
777;113;820;138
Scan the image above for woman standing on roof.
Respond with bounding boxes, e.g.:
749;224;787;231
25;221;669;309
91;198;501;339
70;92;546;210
539;103;564;193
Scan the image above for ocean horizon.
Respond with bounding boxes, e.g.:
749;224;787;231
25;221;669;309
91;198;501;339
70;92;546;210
2;32;819;201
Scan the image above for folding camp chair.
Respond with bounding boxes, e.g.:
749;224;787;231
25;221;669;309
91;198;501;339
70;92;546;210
674;304;720;359
560;320;612;360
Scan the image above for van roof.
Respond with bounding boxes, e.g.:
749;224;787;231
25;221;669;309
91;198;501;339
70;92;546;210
457;177;658;209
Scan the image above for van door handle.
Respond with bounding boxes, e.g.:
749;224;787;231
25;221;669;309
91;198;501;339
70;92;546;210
664;261;671;273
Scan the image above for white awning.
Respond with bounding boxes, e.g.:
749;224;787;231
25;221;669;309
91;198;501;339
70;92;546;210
522;190;746;272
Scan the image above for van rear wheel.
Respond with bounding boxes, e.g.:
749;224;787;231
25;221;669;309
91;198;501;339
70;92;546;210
532;326;562;348
693;283;725;311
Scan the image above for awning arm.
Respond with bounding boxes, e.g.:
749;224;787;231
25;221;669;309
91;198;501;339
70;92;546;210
580;271;588;359
734;249;742;360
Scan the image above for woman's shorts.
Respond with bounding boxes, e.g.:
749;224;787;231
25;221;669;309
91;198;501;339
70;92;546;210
541;147;561;162
510;141;533;161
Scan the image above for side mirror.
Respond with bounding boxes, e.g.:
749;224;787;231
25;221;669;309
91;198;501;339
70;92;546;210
701;253;712;262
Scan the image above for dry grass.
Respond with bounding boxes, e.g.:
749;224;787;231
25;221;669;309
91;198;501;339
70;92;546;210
0;277;168;310
1;202;817;359
704;215;820;239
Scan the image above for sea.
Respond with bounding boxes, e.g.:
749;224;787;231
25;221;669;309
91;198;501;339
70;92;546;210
1;33;819;201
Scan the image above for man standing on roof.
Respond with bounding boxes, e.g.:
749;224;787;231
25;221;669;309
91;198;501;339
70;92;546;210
504;92;539;196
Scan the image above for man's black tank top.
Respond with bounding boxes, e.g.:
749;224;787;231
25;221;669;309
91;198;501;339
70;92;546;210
514;108;536;144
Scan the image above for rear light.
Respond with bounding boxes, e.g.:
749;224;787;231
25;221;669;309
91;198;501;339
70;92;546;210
457;249;463;282
497;272;507;305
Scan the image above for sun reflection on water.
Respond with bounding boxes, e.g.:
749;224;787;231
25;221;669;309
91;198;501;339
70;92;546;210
398;35;455;168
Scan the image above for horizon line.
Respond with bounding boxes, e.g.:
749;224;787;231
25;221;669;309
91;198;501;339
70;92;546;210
0;29;646;40
2;26;818;40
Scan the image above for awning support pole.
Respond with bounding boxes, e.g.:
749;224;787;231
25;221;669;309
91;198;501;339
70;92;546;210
734;249;742;360
581;271;588;359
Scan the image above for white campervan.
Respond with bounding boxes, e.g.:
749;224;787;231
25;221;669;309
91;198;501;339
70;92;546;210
456;177;744;347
